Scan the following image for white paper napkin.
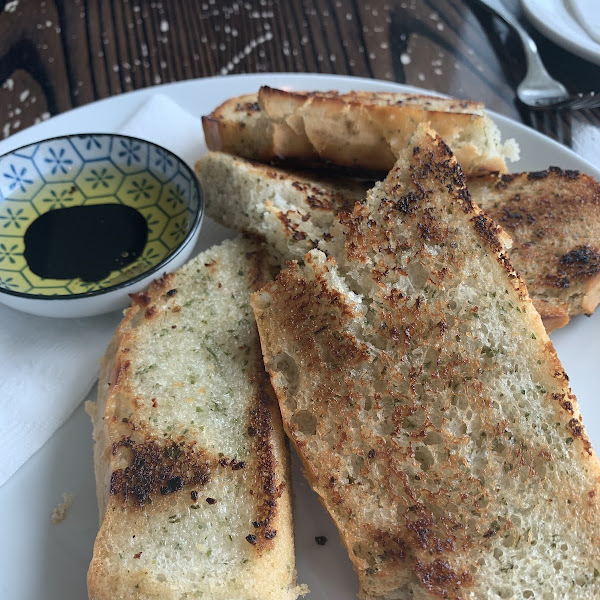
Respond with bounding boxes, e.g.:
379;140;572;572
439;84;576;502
0;94;207;486
118;93;207;167
0;308;121;485
567;0;600;44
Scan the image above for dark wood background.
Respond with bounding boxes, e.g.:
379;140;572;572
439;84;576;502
1;0;600;168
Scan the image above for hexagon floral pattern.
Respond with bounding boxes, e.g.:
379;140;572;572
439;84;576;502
0;134;200;297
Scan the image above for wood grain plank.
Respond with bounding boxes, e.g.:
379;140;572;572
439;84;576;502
0;0;598;171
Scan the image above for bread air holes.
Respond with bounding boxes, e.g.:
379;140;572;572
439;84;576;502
553;560;562;572
405;260;430;293
290;410;317;436
403;411;428;432
447;419;467;438
502;531;516;548
450;392;470;411
414;444;435;471
491;438;507;456
271;352;300;398
423;431;444;445
532;454;551;479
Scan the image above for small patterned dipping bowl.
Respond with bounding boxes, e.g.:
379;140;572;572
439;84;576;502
0;133;203;318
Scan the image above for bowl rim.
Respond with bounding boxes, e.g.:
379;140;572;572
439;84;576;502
0;132;204;302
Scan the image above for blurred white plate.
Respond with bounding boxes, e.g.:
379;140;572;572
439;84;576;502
1;72;599;600
521;0;600;65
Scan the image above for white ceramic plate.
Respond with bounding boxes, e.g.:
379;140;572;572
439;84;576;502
1;73;600;600
521;0;600;65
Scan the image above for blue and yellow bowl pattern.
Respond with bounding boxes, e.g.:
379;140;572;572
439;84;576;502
0;134;202;297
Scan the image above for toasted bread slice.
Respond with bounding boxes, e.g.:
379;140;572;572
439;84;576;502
196;151;600;332
87;237;307;600
250;126;600;600
202;93;279;163
194;152;367;265
202;86;519;176
469;167;600;331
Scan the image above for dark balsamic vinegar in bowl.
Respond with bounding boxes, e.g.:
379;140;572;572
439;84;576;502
23;204;148;284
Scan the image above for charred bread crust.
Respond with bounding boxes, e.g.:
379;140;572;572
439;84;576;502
88;237;305;600
197;151;600;332
251;126;600;600
470;167;600;330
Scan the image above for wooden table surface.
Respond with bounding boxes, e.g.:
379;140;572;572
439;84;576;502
1;0;599;169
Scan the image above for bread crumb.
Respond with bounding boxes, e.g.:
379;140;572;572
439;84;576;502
84;400;97;418
51;493;74;523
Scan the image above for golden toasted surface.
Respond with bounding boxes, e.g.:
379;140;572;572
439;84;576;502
88;237;305;600
197;151;600;332
195;151;369;265
202;92;277;161
470;167;600;331
202;87;519;176
251;127;600;600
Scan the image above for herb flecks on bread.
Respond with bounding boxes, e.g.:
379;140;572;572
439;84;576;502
196;151;600;331
251;126;600;600
195;152;367;266
88;237;306;600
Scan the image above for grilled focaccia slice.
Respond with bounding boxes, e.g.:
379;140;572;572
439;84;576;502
469;167;600;331
251;126;600;600
88;237;306;600
202;86;519;177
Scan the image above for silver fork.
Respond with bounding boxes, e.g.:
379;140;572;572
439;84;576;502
473;0;600;110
